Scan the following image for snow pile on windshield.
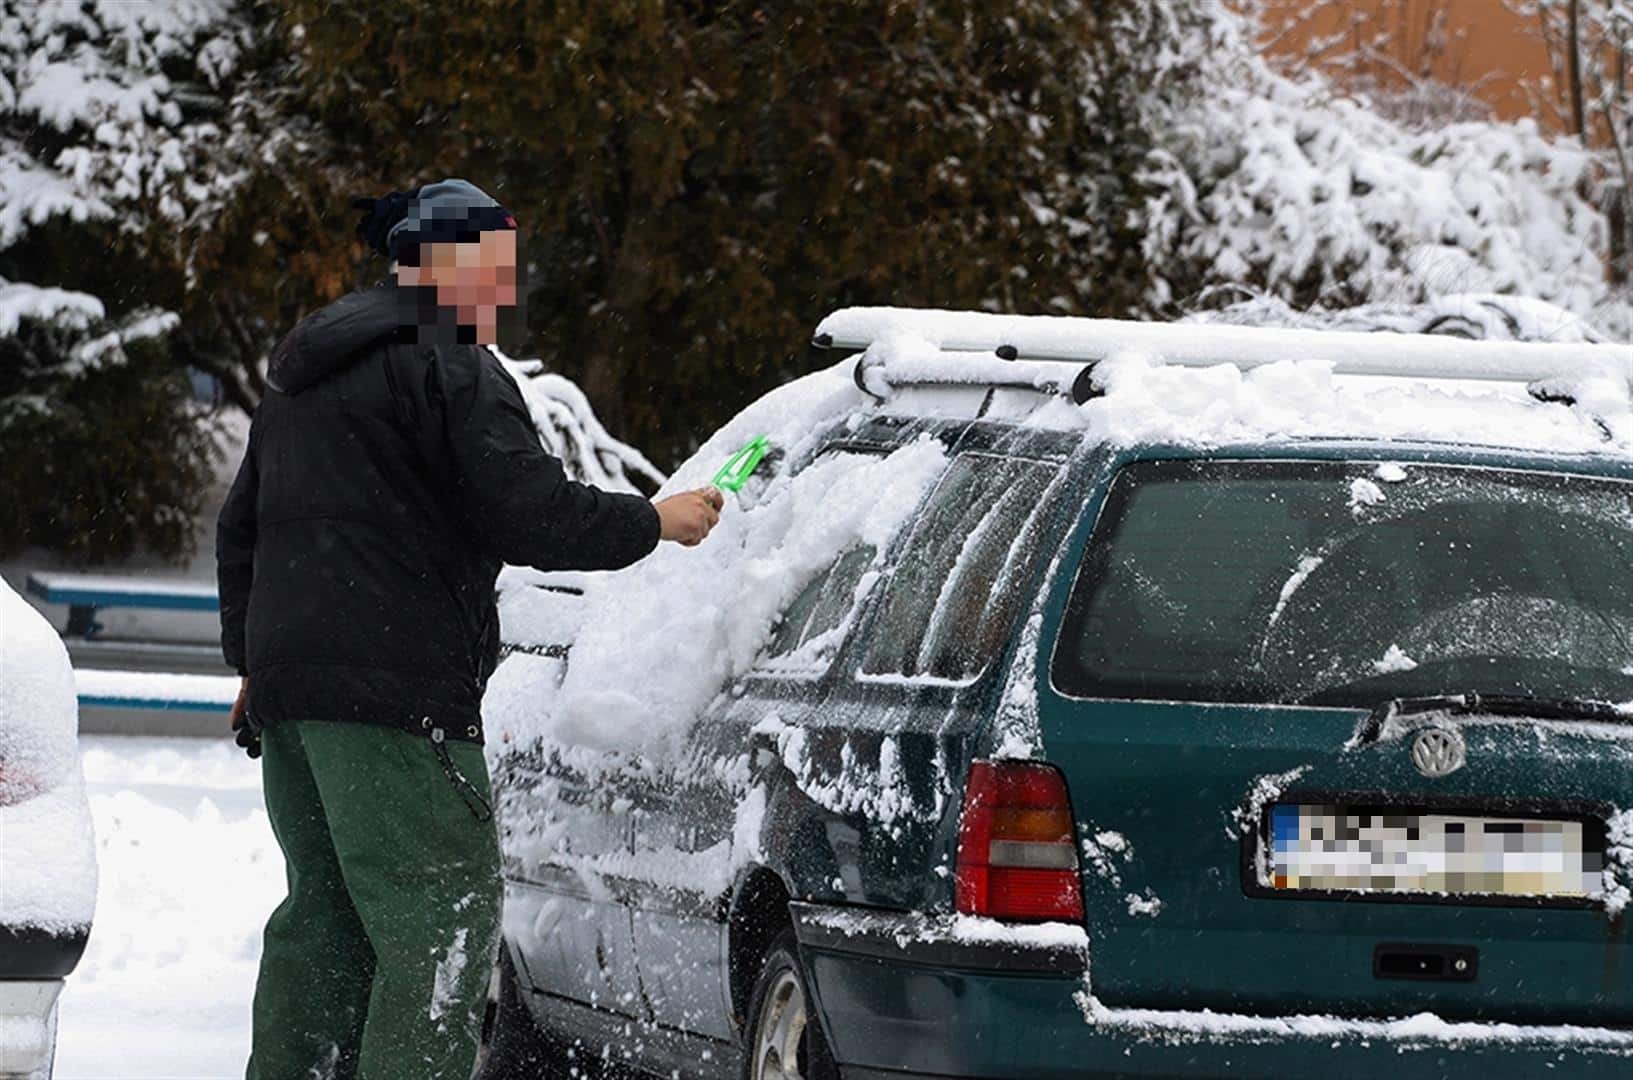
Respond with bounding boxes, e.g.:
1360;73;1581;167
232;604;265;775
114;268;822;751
485;357;946;756
0;579;97;931
544;435;944;754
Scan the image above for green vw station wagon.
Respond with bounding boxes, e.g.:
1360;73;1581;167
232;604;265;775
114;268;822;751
478;308;1633;1080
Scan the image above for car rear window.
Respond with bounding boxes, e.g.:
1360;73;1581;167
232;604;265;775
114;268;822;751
1052;459;1633;706
861;453;1059;683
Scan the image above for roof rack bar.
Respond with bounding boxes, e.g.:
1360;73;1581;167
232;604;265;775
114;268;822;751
817;307;1632;386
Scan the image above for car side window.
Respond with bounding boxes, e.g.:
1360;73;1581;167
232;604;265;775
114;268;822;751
860;454;1058;683
756;446;891;676
759;544;879;674
762;571;827;660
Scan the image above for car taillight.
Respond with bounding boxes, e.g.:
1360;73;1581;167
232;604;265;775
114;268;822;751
955;759;1084;922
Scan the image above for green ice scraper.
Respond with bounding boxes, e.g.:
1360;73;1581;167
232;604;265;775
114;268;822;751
712;434;771;492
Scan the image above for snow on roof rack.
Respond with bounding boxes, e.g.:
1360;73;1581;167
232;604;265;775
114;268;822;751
815;306;1632;405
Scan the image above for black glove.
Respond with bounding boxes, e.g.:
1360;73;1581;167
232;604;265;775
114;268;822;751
232;706;263;760
350;185;421;258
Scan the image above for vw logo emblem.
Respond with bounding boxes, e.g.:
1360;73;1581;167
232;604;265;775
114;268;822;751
1410;727;1466;778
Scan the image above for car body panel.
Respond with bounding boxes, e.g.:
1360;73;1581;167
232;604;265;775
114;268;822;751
0;927;89;981
801;941;1633;1079
496;421;1633;1075
1031;442;1633;1024
495;755;646;1018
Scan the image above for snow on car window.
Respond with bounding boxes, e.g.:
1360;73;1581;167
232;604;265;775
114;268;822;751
862;454;1059;683
498;434;948;756
759;541;879;674
1054;459;1633;707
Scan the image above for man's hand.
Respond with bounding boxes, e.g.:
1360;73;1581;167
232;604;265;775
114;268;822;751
228;677;261;759
655;487;724;546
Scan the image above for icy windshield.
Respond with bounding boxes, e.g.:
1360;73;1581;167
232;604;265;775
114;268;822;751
1052;459;1633;707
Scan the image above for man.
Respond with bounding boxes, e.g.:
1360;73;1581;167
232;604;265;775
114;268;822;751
216;178;723;1079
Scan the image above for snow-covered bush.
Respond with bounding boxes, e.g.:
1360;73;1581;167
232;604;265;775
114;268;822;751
1506;0;1633;283
1139;22;1620;336
1183;291;1612;344
490;347;667;496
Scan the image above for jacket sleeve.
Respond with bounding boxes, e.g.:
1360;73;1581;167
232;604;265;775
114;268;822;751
433;346;662;572
215;424;258;676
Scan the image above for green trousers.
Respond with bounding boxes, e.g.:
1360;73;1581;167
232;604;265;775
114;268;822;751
247;719;501;1080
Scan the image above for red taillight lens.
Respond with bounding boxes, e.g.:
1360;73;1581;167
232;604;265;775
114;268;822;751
955;759;1084;922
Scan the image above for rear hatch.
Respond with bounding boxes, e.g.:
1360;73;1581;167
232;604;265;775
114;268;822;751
1036;453;1633;1026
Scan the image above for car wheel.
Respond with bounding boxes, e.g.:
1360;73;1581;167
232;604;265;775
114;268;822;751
473;945;572;1079
742;930;837;1080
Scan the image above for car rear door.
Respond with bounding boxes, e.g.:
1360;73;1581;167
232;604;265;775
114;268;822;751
495;738;646;1019
1034;452;1633;1025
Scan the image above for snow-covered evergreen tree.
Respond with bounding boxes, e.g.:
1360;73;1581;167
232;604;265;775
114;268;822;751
0;0;319;560
0;0;285;362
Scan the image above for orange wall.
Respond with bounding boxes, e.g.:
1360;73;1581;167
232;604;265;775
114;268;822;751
1259;0;1560;127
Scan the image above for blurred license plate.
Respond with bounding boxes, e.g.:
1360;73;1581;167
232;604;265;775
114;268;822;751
1267;804;1604;899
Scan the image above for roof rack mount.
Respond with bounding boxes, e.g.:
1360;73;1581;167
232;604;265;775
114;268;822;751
851;350;1095;405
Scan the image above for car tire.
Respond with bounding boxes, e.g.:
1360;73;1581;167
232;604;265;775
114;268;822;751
741;929;838;1080
473;944;572;1079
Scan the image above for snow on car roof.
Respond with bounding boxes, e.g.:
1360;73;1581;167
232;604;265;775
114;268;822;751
818;305;1630;380
487;305;1633;767
819;307;1633;457
483;310;1633;902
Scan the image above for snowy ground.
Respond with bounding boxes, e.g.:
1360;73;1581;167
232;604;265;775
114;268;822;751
54;735;280;1079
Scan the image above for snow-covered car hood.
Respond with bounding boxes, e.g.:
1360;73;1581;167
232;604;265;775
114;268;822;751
1;580;97;932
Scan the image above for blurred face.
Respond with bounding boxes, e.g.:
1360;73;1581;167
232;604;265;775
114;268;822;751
396;228;518;343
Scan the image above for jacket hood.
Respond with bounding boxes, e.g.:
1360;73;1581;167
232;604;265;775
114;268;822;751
266;279;409;395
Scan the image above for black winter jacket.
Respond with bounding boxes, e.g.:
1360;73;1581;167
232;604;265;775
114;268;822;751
216;279;660;743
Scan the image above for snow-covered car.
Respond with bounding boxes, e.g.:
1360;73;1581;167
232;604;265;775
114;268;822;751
479;308;1633;1079
1;580;97;1079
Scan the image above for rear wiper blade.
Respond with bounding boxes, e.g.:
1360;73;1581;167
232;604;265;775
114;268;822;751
1394;692;1625;721
1350;692;1630;748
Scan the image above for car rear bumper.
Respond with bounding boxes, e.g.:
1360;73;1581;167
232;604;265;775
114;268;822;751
0;925;90;980
0;979;62;1077
789;903;1633;1080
